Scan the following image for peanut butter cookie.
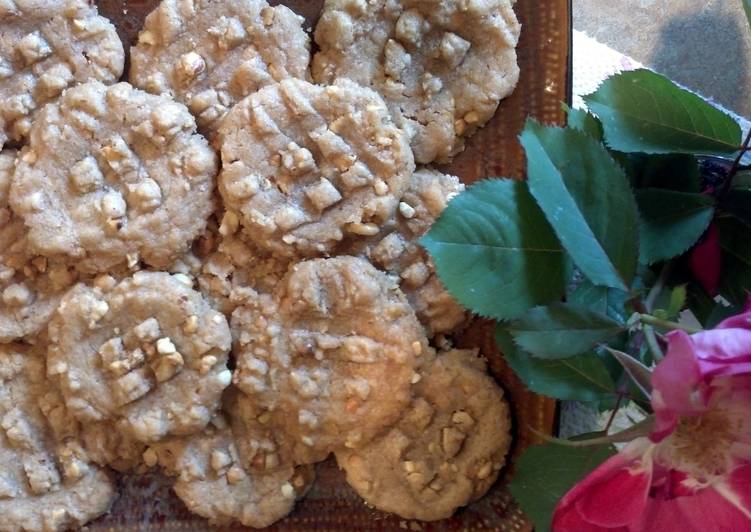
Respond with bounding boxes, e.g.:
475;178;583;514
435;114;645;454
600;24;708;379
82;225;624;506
341;169;467;335
0;344;116;532
0;150;79;343
335;349;511;521
197;232;290;316
313;0;520;163
232;256;429;464
0;0;123;147
148;391;314;528
218;78;414;258
9;81;218;273
130;0;310;137
48;271;232;443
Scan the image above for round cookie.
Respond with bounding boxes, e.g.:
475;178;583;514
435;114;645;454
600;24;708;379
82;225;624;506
232;256;430;464
0;0;124;147
0;344;116;532
312;0;520;164
341;169;467;335
335;349;511;521
47;271;233;443
9;81;218;273
148;392;314;528
0;150;79;343
130;0;310;137
218;77;415;258
198;231;291;316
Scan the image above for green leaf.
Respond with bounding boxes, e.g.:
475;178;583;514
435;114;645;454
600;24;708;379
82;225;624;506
607;348;653;399
718;216;751;306
637;189;715;264
509;442;617;532
623;153;701;192
725;172;751;225
421;179;565;320
521;120;639;290
496;328;618;403
584;69;742;156
568;279;629;324
505;303;626;359
744;0;751;31
565;104;603;140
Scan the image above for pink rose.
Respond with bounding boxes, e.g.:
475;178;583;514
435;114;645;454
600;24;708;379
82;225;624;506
552;305;751;531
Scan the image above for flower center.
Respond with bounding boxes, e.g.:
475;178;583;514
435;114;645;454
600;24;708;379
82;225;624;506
658;408;739;480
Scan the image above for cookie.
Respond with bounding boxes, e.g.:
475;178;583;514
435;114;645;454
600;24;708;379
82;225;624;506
198;231;290;316
312;0;520;163
0;150;79;343
335;349;511;521
232;256;430;463
342;169;467;335
47;271;233;443
0;344;115;532
0;0;124;147
148;392;314;528
130;0;310;136
9;81;218;273
218;77;415;258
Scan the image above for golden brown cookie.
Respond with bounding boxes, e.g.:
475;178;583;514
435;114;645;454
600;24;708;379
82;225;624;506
9;81;218;273
130;0;310;137
48;271;232;443
218;78;414;258
0;344;116;532
336;349;511;521
0;0;123;147
232;256;430;463
313;0;520;163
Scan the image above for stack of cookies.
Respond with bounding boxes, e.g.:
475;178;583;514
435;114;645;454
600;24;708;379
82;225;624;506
0;0;520;529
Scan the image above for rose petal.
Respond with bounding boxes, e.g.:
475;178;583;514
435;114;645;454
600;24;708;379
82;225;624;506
652;331;705;420
690;328;751;377
575;464;652;527
715;306;751;331
724;463;751;519
553;440;652;531
552;503;620;532
637;482;751;531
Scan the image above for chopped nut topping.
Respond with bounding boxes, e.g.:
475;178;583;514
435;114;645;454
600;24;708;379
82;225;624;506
398;201;416;219
345;222;380;236
156;337;177;355
395;9;424;45
133;318;161;342
173;273;193;287
127;178;162;212
16;31;52;65
142;448;158;467
440;32;471;68
152;352;184;383
113;368;154;406
176;51;205;84
2;283;32;306
280;482;295;498
210;449;232;472
441;426;466;458
182;315;199;334
306;178;342;211
226;465;246;484
476;461;492;480
451;410;475;428
198;355;218;375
